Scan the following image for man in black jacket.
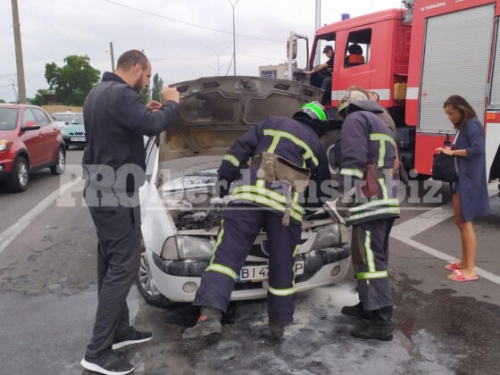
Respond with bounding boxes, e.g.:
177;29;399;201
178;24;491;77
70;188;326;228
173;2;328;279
80;50;179;375
182;102;332;340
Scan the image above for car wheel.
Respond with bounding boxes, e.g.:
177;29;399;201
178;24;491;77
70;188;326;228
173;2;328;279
8;156;29;192
136;249;174;308
50;147;66;175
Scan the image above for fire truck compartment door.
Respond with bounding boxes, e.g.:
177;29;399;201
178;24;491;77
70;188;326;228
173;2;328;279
418;4;494;133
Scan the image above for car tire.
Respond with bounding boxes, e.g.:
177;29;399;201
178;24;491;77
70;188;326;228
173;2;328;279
8;156;29;192
50;146;66;175
136;249;174;308
64;143;69;150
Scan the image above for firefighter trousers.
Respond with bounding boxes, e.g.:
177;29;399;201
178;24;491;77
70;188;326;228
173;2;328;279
351;218;395;312
192;203;302;325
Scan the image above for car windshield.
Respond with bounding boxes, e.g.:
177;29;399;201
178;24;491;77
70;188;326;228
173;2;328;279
73;113;84;124
53;112;83;124
0;108;19;130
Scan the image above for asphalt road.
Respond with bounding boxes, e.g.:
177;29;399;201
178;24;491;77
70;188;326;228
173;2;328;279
1;149;500;375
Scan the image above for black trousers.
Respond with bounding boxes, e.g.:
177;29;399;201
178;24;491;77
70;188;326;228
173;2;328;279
193;204;302;325
351;218;395;312
84;197;142;359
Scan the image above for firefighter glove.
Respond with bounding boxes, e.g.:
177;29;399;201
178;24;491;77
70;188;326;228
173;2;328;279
214;178;230;198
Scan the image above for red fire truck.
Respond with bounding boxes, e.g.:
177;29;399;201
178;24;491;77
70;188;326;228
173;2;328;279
288;0;500;186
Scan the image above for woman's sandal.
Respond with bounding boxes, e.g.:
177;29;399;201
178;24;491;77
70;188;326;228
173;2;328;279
447;269;478;282
444;262;461;271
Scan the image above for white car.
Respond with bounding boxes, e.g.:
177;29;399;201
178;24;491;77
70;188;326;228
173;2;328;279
52;112;84;128
137;76;351;307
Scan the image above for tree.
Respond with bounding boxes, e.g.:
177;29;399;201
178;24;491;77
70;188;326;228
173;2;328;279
28;89;50;106
140;86;150;104
0;99;5;104
45;55;100;106
151;73;164;102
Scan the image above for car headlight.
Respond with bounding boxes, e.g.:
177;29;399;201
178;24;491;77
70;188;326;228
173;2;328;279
177;236;213;260
310;223;347;250
0;140;8;152
160;235;213;260
61;130;67;136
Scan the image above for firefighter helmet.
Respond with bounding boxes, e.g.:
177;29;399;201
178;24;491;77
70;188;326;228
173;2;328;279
337;89;369;115
294;101;328;122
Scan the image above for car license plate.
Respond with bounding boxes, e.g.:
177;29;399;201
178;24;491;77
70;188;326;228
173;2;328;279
237;261;304;282
70;137;85;142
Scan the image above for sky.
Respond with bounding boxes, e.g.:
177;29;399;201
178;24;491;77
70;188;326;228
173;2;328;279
1;0;404;103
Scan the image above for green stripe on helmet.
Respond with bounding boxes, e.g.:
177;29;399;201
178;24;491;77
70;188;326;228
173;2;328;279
300;101;327;121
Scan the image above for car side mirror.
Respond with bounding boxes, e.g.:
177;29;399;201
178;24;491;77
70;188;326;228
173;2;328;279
22;121;41;131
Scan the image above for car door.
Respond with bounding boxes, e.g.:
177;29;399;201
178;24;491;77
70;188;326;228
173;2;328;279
31;108;57;165
19;107;43;167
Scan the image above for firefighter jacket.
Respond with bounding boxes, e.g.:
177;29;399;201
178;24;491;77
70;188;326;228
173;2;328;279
217;116;332;225
339;110;400;225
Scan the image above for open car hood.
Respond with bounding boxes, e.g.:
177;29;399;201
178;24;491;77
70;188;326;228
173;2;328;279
159;76;322;163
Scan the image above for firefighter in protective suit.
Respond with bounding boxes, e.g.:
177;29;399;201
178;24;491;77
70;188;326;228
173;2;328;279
182;102;332;339
334;91;400;341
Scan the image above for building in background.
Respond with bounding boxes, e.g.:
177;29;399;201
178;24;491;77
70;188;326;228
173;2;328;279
259;63;287;79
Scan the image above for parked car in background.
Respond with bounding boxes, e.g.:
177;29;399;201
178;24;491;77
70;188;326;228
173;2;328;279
52;112;83;128
0;104;66;192
52;112;85;149
136;76;351;308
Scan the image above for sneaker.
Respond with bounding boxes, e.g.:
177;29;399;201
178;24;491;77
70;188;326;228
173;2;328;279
182;314;222;340
80;349;134;375
112;326;153;350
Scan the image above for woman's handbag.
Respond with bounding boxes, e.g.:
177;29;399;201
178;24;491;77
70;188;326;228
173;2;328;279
431;153;456;183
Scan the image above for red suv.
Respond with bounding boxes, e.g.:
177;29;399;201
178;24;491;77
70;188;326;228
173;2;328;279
0;104;66;192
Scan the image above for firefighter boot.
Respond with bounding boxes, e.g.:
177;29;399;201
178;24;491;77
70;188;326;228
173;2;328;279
350;306;393;341
268;320;285;340
182;307;223;340
341;301;373;319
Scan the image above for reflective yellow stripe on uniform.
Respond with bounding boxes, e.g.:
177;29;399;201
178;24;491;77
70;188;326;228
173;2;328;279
205;222;239;280
349;198;399;213
364;231;375;273
268;285;296;297
263;129;319;166
370;133;395;168
232;185;304;216
348;207;401;223
231;192;303;223
355;230;389;280
223;154;240;167
210;219;225;263
378;178;389;199
205;263;239;281
340;168;364;179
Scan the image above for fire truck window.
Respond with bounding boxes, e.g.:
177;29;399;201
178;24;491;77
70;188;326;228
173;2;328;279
345;29;371;68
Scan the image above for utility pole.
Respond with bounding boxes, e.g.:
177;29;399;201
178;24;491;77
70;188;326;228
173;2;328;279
11;0;26;103
313;0;322;67
109;42;115;72
207;47;228;76
228;0;240;76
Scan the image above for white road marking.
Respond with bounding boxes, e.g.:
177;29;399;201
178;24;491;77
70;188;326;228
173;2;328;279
392;185;500;285
0;179;81;255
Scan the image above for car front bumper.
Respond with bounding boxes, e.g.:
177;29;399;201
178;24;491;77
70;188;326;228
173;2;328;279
148;243;351;303
63;136;86;146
